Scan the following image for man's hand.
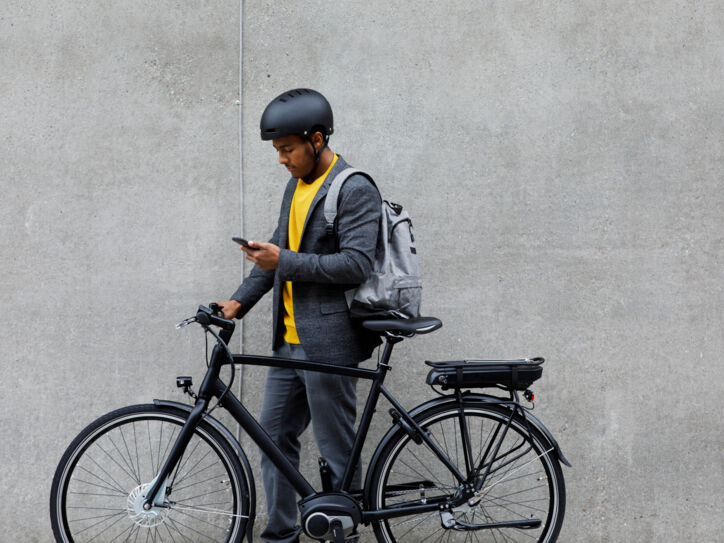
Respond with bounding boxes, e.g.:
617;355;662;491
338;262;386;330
242;241;280;270
217;299;242;320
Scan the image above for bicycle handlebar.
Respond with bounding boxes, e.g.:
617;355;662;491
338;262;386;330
198;304;236;331
177;304;236;333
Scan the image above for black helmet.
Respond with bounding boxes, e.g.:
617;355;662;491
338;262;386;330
260;88;334;141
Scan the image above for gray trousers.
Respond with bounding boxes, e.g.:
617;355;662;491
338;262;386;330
259;342;361;543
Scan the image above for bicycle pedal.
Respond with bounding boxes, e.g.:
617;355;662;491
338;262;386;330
322;536;358;543
330;519;345;543
329;530;359;543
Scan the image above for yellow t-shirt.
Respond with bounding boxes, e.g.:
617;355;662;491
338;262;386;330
283;154;339;344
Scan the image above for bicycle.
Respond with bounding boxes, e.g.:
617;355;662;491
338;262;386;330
50;304;570;542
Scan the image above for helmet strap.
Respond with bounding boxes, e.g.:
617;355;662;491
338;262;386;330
302;134;329;182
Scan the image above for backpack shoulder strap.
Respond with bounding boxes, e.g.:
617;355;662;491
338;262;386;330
324;167;377;236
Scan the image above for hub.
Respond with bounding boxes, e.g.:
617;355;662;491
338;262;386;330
127;482;169;527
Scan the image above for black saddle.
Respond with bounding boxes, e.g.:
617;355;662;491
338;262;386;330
362;317;442;336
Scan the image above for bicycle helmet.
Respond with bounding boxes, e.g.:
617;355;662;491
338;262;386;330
260;88;334;141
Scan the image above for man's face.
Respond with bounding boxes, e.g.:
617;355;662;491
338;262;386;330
272;135;314;179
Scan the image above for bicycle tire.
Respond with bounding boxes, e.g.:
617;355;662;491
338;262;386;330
366;402;565;543
50;404;249;543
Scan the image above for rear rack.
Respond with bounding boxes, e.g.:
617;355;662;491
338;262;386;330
424;358;544;391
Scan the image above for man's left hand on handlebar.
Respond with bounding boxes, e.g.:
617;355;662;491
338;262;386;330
216;300;242;320
241;240;280;270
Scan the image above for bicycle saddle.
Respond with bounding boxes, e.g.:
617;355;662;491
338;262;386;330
362;316;442;335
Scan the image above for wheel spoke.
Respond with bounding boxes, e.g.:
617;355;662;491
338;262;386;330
172;506;231;532
109;432;141;485
51;406;248;543
94;439;141;486
77;463;128;496
165;515;221;542
370;403;564;542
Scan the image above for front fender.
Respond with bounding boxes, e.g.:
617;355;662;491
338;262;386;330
153;399;257;542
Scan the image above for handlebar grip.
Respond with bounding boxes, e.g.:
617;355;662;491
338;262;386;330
197;305;235;331
211;314;235;331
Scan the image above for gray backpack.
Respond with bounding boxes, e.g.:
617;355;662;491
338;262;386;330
325;168;422;319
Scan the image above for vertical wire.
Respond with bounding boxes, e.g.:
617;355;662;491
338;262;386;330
235;0;244;443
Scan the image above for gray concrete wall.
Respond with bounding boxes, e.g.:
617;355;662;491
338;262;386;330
1;0;722;541
1;1;242;540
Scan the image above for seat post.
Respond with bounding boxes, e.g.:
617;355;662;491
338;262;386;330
377;336;403;368
339;336;402;491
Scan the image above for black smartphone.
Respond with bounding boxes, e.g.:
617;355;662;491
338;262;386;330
232;237;260;250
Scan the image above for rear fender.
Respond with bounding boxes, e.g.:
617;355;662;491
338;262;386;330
439;393;572;468
364;393;570;502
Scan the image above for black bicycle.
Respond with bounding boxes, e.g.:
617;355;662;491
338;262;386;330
50;304;570;542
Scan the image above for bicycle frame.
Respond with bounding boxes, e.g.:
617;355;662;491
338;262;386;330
50;303;570;543
142;331;479;524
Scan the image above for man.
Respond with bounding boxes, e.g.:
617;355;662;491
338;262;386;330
217;88;381;543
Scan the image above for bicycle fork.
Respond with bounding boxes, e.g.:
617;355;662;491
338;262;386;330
141;397;209;510
141;338;232;510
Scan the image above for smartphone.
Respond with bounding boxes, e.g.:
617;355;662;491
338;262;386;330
232;237;260;250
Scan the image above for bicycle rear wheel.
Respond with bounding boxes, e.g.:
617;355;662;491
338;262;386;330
50;404;249;543
367;402;565;543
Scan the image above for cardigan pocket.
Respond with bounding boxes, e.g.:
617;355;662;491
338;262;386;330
320;297;349;315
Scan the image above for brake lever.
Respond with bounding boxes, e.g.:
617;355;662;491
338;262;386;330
176;317;198;329
177;305;234;331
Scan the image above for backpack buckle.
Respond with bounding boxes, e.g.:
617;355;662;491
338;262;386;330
387;201;403;214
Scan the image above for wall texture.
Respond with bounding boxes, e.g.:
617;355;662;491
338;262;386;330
1;1;722;541
1;1;242;540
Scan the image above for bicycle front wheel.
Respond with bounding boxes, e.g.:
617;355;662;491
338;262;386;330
50;404;249;543
367;402;565;543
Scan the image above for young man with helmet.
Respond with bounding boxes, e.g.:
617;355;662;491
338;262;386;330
217;88;381;543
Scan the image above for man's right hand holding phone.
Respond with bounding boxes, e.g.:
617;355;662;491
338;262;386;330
232;237;281;270
241;240;280;271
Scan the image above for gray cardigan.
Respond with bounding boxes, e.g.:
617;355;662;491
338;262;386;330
231;156;382;364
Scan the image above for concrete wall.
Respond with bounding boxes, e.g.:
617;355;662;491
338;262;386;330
1;1;722;541
1;1;242;540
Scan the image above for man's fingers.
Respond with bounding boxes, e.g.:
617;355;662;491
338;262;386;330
241;242;265;254
245;253;265;268
241;242;277;271
250;240;273;251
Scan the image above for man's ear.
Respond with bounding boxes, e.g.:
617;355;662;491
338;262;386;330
310;131;325;151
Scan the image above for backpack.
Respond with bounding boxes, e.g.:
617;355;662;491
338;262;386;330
324;168;422;319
